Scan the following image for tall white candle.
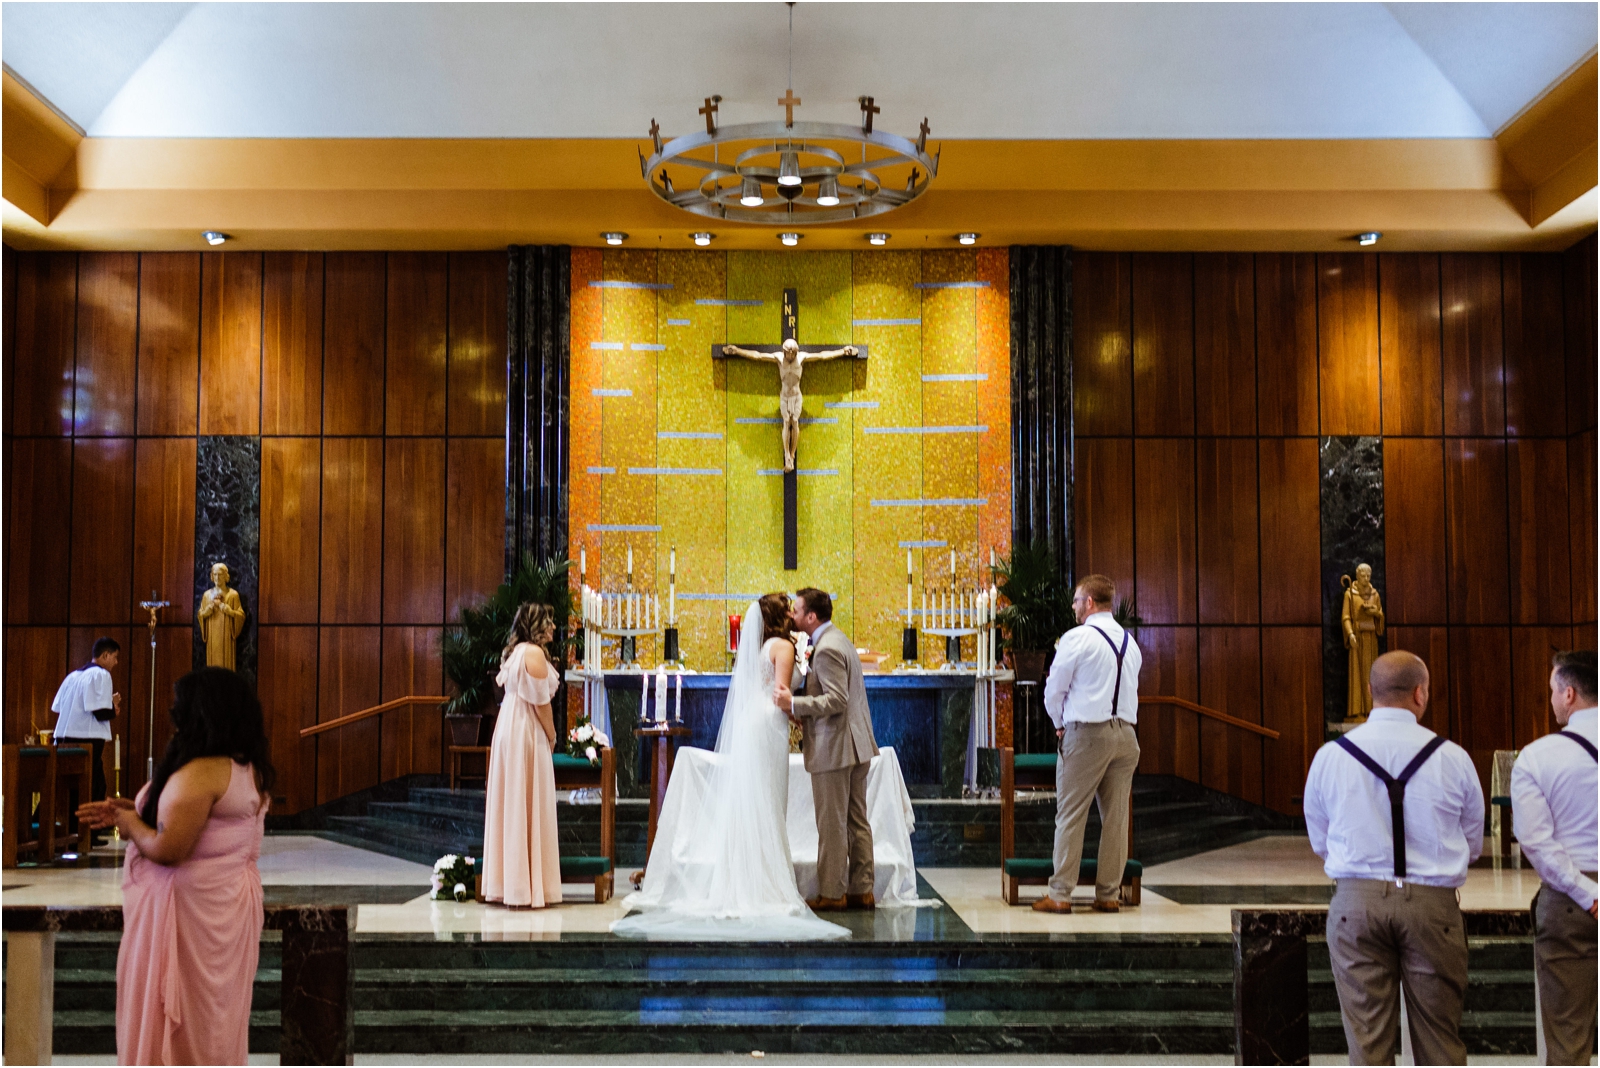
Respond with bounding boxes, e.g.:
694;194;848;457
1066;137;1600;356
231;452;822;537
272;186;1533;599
675;672;683;721
627;543;633;577
655;666;668;722
669;547;677;624
580;547;587;583
990;546;996;570
654;594;661;631
950;549;956;579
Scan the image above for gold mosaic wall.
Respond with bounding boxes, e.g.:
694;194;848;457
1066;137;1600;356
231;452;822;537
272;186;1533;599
569;248;1012;671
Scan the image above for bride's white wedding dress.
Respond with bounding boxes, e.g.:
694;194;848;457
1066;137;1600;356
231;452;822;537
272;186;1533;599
610;607;849;941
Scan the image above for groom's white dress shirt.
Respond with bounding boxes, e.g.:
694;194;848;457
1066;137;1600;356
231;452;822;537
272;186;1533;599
1042;613;1142;728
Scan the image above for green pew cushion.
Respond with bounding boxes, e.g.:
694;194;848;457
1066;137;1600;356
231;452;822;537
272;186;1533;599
1004;857;1142;883
1014;754;1057;772
560;855;613;878
553;753;599;772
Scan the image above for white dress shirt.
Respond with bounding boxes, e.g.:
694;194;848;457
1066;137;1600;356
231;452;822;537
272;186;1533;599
1511;707;1598;910
51;664;114;741
1041;613;1143;728
1304;707;1485;888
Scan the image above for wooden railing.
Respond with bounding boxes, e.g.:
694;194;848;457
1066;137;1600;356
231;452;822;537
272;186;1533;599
1139;695;1281;740
298;695;448;738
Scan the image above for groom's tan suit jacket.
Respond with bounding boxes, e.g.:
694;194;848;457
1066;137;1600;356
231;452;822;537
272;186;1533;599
791;624;879;774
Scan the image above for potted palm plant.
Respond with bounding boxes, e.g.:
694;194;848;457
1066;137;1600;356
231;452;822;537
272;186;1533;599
441;555;576;745
994;541;1075;685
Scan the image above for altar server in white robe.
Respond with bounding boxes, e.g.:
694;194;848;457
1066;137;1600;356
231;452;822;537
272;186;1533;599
51;636;122;841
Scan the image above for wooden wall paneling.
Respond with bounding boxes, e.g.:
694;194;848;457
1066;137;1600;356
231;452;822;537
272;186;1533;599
383;438;446;623
1439;253;1505;437
1378;253;1442;436
1256;253;1320;436
1134;438;1196;624
1133;626;1198;779
1317;253;1381;436
7;438;72;624
4;627;67;743
199;251;263;436
1071;437;1134;593
385;252;448;436
447;251;508;436
126;625;191;798
1507;438;1572;625
257;625;318;813
1257;438;1322;624
1563;235;1597;434
259;438;322;623
1445;438;1510;625
73;252;139;436
1193;253;1256;436
320;437;384;623
69;439;135;625
1448;626;1513;797
1261;626;1321;815
322;252;386;436
1383;438;1449;625
1196;438;1259;623
67;626;132;787
1197;627;1264;804
1511;626;1571;749
1385;626;1453;741
1569;429;1597;624
1503;253;1567;437
1072;252;1132;436
380;626;444;779
135;253;201;436
262;252;324;435
12;252;77;436
3;244;16;434
445;437;508;620
1132;253;1195;435
131;438;197;625
316;626;382;805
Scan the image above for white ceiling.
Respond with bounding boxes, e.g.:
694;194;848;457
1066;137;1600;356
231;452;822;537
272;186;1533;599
3;2;1595;141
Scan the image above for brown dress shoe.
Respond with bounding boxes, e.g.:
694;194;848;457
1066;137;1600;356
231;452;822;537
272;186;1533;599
845;892;876;910
1091;898;1122;913
1031;896;1073;914
807;895;848;912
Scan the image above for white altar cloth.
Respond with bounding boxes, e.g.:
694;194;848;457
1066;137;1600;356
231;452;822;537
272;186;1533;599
658;746;925;906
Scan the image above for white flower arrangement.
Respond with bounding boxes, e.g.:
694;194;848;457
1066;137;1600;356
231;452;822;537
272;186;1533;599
794;630;812;677
566;713;611;765
431;854;477;901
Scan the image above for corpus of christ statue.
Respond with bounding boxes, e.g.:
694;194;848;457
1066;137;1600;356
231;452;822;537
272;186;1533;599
720;337;859;472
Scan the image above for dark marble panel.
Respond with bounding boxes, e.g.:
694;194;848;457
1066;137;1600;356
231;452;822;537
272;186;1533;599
1151;884;1333;905
1234;924;1311;1066
938;687;974;792
1318;436;1385;730
276;905;354;1066
194;435;261;684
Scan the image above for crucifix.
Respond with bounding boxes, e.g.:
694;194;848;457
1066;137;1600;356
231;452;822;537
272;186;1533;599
714;288;867;569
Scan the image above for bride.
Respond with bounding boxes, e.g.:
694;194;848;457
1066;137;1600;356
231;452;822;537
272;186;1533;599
610;594;849;941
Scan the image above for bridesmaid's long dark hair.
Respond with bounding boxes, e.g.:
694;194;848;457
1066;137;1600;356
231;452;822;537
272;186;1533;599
140;668;275;827
502;602;554;665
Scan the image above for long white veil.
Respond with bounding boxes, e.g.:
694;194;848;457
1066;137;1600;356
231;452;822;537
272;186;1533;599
610;603;849;941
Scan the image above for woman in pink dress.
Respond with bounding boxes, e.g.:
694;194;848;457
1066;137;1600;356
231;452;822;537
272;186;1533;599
77;667;273;1066
482;602;563;908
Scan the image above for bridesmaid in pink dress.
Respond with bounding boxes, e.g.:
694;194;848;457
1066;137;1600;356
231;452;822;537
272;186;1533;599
482;602;563;908
78;668;273;1066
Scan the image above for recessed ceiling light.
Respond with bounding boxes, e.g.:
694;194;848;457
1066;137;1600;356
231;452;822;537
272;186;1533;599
740;178;764;207
202;231;228;246
1357;231;1381;247
957;233;979;245
692;233;714;247
867;233;889;246
779;232;802;247
603;232;628;246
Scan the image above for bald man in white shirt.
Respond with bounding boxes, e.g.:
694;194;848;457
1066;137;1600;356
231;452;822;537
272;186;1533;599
1511;649;1598;1066
1304;650;1484;1066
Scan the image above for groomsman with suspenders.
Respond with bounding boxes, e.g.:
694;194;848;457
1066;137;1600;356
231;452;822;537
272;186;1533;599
1304;651;1486;1066
1511;649;1598;1066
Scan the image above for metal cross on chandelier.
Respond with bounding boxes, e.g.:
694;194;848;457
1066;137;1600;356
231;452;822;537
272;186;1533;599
638;8;938;224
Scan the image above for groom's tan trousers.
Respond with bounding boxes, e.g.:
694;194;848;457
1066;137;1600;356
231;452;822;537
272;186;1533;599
813;761;873;899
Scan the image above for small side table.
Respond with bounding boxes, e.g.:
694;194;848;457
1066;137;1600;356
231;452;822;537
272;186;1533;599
631;725;691;885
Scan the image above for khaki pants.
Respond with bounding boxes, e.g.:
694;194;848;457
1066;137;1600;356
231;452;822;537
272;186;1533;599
1327;879;1469;1066
812;761;873;899
1047;718;1140;903
1534;880;1598;1066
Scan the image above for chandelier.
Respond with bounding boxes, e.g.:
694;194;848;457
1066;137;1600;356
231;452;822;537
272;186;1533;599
638;7;937;225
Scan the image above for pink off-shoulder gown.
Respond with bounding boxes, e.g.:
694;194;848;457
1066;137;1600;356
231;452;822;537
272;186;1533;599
482;642;563;907
117;761;266;1066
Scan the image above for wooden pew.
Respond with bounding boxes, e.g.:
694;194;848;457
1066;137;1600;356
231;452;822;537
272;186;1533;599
552;747;617;902
998;747;1141;906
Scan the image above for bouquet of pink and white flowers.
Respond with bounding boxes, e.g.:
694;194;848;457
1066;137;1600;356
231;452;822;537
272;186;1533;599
431;853;476;901
566;714;611;766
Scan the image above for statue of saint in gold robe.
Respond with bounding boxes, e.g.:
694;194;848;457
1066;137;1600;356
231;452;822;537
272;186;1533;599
198;563;246;671
1341;563;1385;722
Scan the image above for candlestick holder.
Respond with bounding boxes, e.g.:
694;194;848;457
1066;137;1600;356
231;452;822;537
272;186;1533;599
900;626;918;663
663;626;680;664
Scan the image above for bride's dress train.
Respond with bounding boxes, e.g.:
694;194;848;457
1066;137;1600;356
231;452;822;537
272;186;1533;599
610;608;849;941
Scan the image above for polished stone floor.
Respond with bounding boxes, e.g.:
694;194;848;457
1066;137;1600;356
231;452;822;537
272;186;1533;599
3;830;1546;940
48;1055;1549;1065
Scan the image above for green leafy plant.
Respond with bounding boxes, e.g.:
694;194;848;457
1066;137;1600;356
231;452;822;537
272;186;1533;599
441;555;575;717
993;541;1074;653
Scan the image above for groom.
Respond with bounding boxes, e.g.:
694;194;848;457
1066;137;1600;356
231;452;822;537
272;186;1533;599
774;588;880;911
